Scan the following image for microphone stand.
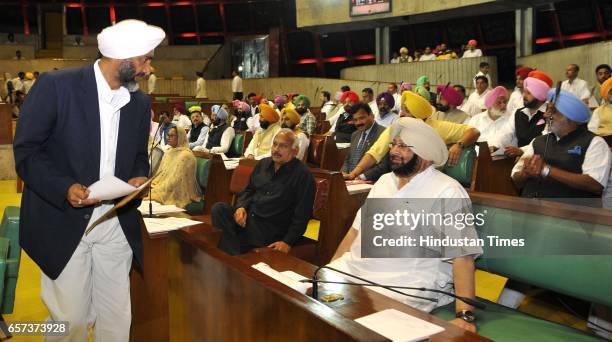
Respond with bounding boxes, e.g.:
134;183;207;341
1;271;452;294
147;121;163;218
535;81;562;198
307;265;485;310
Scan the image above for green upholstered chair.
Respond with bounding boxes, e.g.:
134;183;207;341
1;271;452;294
442;146;477;188
0;206;20;314
432;203;612;341
185;158;211;215
228;133;245;158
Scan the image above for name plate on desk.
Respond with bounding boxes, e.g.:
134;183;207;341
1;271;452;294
252;262;312;294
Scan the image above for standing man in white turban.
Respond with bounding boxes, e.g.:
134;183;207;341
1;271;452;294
13;19;165;341
330;117;482;332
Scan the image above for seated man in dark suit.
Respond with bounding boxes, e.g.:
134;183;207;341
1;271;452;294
341;102;385;178
212;129;316;255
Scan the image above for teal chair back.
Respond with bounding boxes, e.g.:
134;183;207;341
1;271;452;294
228;133;245;158
474;203;612;307
0;206;20;313
442;146;476;188
185;158;211;214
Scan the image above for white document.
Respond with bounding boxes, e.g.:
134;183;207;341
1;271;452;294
346;183;373;195
137;201;185;215
143;217;202;235
87;175;146;201
336;143;351;149
355;309;445;342
251;262;312;294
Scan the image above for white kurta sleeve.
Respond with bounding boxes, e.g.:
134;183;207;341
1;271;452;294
588;108;600;133
189;126;209;150
511;141;534;178
582;136;611;186
210;127;235;154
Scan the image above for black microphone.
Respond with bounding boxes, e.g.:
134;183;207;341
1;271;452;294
306;265;486;310
147;120;164;218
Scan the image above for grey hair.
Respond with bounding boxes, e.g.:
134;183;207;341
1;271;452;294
275;128;300;149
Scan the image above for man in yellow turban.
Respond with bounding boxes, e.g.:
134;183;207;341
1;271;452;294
588;77;612;137
344;91;480;182
245;103;282;159
280;108;310;160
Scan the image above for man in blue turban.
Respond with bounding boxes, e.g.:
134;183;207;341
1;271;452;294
512;90;610;200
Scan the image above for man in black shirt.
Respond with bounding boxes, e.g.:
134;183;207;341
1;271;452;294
211;129;316;255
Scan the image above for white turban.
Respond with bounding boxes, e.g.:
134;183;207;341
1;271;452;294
97;19;165;59
389;117;448;167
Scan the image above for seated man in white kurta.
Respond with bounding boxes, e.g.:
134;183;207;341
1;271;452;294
329;117;482;333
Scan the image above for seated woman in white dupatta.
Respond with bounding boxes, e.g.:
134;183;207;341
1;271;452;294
149;126;201;208
330;118;482;333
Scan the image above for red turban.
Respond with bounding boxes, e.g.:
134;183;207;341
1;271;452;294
467;39;477;47
341;91;360;104
527;70;553;87
252;95;263;104
516;67;534;80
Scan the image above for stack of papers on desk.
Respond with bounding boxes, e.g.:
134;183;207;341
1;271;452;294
355;309;444;342
336;143;351;149
345;180;374;195
220;153;241;169
137;201;185;215
143;217;202;235
251;262;312;294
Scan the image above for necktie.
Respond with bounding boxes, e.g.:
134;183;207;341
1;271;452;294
350;130;368;172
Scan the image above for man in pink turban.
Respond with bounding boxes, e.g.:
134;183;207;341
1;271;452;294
462;39;483;58
467;86;510;143
489;77;550;157
431;84;469;124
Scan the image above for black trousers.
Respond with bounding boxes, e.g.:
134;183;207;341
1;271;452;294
232;92;243;100
211;202;259;255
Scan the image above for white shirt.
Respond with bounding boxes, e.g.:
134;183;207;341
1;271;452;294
420;53;436;61
473;71;492;89
462;89;490;116
195;125;235;154
561;78;591;101
188;124;209;150
320;101;335;116
89;60;130;230
392;93;401;114
462;49;483;58
390;58;399;64
511;135;610;188
490;103;547;149
329;167;482;312
173;114;192;130
22;79;34;94
231;75;243;93
147;74;156;95
376;111;399;128
467;111;510;143
507;87;524;117
296;131;310;161
368;100;379;118
10;77;23;92
196;77;207;98
247;113;260;133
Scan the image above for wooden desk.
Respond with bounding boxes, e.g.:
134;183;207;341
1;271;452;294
191;153;235;214
474;142;519;196
307;134;347;172
165;228;488;342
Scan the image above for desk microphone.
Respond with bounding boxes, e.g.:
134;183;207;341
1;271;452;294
304;265;486;310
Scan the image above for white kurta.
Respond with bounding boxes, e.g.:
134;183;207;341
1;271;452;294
467;111;509;143
368;100;379;118
329;167;482;312
147;73;156;94
232;75;243;93
462;49;482;58
392;93;401;113
375;111;399;128
196;77;207;98
41;60;133;342
173;114;192;130
506;88;524;117
561;78;591;101
462;89;490;117
490;103;547;149
419;54;436;61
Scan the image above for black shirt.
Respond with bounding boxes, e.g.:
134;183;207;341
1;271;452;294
236;157;316;245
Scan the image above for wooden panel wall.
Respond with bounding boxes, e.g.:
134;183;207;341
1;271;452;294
341;56;498;90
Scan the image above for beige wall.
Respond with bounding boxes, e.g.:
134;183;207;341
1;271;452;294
62;44;220;61
143;77;426;103
0;44;36;59
296;0;494;28
517;41;611;88
341;56;497;90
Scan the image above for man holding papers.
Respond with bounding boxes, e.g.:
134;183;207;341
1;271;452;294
13;20;165;341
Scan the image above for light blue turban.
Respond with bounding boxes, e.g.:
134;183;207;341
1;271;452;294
546;89;591;123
